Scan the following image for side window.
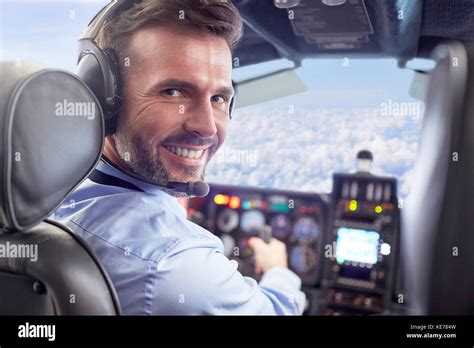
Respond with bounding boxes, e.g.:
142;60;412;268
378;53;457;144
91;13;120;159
0;1;109;71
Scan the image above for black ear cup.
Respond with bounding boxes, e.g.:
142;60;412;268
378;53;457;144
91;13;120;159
102;47;121;96
77;43;122;135
102;47;123;133
76;1;142;136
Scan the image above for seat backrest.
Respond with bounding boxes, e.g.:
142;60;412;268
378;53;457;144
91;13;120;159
402;40;474;314
0;61;121;315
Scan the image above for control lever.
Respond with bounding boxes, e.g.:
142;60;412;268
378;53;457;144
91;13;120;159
239;225;273;276
259;224;272;244
241;225;272;256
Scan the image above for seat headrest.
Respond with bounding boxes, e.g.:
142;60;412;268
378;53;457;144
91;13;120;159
0;61;104;232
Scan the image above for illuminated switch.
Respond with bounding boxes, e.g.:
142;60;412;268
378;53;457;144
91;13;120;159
381;243;391;256
349;200;358;211
364;297;373;307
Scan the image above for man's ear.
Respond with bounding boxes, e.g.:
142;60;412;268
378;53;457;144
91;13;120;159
102;134;121;160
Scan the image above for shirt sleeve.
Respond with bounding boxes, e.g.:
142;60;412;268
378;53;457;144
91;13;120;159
151;241;306;315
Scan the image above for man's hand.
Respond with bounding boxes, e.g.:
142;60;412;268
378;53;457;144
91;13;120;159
248;237;288;275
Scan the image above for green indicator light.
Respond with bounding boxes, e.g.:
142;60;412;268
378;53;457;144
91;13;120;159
270;203;289;213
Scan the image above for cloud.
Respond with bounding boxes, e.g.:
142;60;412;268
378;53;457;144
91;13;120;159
206;105;423;199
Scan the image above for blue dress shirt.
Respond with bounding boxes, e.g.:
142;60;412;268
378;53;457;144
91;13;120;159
52;159;306;315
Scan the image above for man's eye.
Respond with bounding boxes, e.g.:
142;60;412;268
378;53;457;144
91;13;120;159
162;89;183;97
211;95;226;104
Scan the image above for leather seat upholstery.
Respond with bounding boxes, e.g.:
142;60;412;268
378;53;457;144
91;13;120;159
0;61;121;315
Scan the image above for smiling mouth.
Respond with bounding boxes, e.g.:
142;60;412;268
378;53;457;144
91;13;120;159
162;145;209;160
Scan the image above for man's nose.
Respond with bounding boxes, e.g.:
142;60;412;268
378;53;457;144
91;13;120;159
183;98;218;138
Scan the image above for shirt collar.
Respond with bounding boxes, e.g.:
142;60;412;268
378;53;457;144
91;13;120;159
95;158;184;199
94;159;187;217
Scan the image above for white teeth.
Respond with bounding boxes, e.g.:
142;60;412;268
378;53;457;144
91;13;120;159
165;145;205;160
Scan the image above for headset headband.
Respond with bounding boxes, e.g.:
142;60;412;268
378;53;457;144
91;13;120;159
79;0;137;42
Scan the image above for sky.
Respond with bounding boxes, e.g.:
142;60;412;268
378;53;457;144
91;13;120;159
0;0;431;199
213;58;429;199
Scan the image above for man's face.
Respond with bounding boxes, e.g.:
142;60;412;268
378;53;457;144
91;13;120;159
112;26;233;191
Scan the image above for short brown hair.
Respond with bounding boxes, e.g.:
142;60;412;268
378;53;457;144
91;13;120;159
96;0;243;74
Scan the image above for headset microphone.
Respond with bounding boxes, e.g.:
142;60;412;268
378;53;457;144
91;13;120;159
89;162;210;198
166;181;210;198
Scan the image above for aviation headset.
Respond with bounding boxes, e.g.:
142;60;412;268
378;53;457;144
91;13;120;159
77;0;235;136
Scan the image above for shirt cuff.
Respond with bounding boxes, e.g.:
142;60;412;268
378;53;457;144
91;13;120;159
259;267;302;290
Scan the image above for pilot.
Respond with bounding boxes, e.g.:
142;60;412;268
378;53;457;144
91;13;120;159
53;0;305;315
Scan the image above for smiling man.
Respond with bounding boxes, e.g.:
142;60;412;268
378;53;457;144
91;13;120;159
53;0;305;315
107;25;231;191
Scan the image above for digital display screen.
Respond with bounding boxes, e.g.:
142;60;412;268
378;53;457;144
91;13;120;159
336;227;380;265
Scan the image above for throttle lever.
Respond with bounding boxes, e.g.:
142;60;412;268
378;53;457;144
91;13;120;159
259;224;272;244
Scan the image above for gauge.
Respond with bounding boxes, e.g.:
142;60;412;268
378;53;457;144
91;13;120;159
188;209;205;225
220;234;236;257
270;214;291;240
240;210;265;234
290;245;317;274
216;208;239;233
293;217;320;243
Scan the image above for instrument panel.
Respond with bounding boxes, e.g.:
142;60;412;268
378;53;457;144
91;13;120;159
186;171;401;315
187;184;328;286
321;173;400;315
